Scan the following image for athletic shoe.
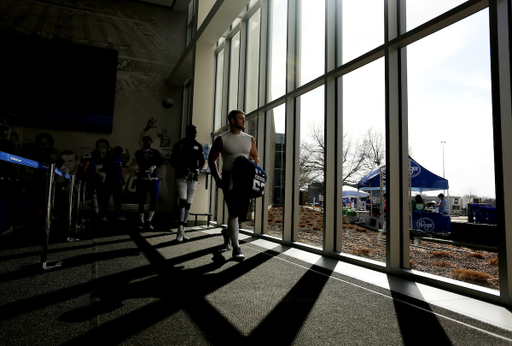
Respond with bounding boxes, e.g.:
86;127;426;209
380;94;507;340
138;222;144;230
221;228;232;250
117;216;127;221
176;230;183;242
147;222;154;230
232;247;244;260
182;230;190;240
101;216;108;222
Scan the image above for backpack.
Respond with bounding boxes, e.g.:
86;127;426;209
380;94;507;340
232;155;267;198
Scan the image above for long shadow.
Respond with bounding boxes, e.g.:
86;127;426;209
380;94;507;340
58;287;246;345
55;233;281;345
388;277;452;345
0;247;140;284
0;234;226;322
0;229;269;321
0;227;171;321
146;232;221;251
2;225;331;346
131;229;283;285
0;211;167;257
246;264;333;345
58;249;286;345
0;253;156;322
0;235;143;262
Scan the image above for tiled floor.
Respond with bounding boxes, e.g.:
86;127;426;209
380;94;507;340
201;226;512;334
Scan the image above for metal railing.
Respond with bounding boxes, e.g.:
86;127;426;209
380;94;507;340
1;151;86;270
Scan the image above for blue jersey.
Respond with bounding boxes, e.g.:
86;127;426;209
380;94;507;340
106;157;123;183
135;148;163;180
170;138;205;179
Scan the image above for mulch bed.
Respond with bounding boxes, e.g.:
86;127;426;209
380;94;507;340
241;206;499;290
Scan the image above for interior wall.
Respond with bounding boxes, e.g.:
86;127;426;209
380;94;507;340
188;40;216;217
0;0;187;212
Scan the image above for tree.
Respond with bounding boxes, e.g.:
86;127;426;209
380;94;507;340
481;196;496;207
341;132;366;184
462;186;477;204
299;141;318;190
299;124;367;187
360;127;385;171
299;124;422;190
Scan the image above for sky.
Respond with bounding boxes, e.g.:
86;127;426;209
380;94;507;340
271;0;495;199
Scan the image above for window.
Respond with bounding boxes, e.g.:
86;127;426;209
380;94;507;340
407;9;496;289
245;8;261;113
228;32;241;111
268;0;287;101
298;0;325;86
297;86;325;248
340;58;385;261
406;0;469;32
207;0;505;301
265;104;286;238
341;0;384;64
214;49;225;130
186;0;196;47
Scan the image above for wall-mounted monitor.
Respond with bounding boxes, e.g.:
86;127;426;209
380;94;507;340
0;33;118;134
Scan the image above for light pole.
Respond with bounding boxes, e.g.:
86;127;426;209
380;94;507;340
441;141;446;178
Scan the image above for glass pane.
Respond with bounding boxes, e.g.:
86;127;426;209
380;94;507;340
298;86;325;248
240;117;259;231
228;32;241;112
245;8;261;113
232;18;242;30
214;49;225;130
299;0;325;86
269;0;287;102
341;0;384;64
341;58;385;262
266;103;286;238
407;10;497;290
249;0;259;9
407;0;468;32
187;0;194;24
275;152;282;168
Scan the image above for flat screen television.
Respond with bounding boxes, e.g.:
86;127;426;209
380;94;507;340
0;33;118;134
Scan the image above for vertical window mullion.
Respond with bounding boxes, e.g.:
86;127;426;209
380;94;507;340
324;0;337;252
254;111;266;235
335;0;344;252
489;0;512;306
384;0;409;271
282;0;299;242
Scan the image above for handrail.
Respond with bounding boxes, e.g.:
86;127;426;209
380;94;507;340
1;150;83;269
0;151;72;180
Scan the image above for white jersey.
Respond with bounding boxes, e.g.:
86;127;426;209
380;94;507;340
220;131;252;172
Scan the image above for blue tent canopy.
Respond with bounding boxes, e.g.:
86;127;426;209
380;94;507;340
357;157;449;191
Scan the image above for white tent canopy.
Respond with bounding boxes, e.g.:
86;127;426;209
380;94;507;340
342;186;370;197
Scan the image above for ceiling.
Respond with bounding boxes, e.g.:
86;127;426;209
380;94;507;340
138;0;189;12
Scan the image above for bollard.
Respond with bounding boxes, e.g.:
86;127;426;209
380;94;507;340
67;175;79;242
41;164;62;270
75;179;82;229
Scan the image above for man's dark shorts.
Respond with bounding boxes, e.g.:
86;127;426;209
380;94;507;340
222;171;251;222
